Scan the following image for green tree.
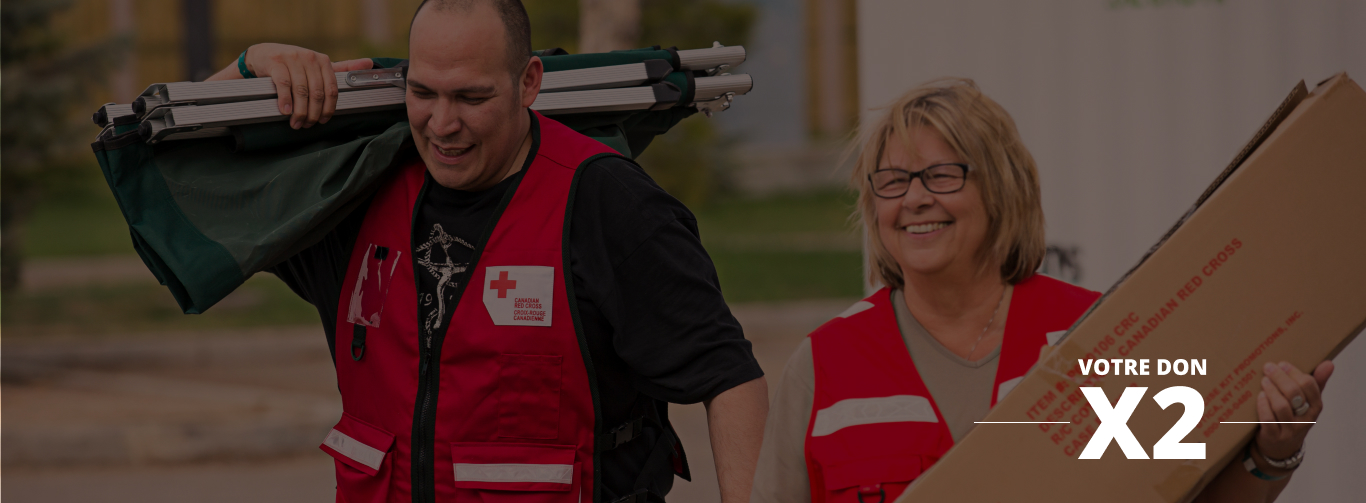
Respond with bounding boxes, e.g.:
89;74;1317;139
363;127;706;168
525;0;755;207
635;0;754;207
638;0;755;55
1;0;126;291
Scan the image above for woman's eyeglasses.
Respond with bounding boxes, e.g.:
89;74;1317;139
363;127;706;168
868;163;970;198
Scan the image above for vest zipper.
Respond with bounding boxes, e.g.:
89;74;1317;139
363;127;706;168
420;336;432;376
408;117;539;503
415;334;436;503
410;177;440;503
407;183;509;503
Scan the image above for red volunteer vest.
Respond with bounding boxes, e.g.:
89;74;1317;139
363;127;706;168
323;113;619;503
804;274;1099;503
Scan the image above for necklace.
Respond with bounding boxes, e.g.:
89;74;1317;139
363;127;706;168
965;286;1007;360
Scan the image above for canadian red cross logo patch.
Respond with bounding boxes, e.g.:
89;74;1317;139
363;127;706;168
482;266;554;326
490;271;517;298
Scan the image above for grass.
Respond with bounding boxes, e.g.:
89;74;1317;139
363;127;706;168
2;274;320;337
12;170;863;334
693;190;859;236
693;190;864;303
708;250;863;302
23;176;136;257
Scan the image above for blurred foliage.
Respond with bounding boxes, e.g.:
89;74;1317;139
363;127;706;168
525;0;756;207
527;0;758;54
525;0;582;54
1;0;127;291
639;0;756;55
23;171;132;257
634;115;727;207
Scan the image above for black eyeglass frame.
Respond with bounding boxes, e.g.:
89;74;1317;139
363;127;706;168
867;163;971;198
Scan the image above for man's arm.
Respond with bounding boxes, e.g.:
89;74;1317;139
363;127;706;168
705;376;769;503
204;43;372;129
567;158;768;500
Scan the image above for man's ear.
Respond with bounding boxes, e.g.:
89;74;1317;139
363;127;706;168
520;56;543;108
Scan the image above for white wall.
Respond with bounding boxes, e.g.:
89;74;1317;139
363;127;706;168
857;1;1365;500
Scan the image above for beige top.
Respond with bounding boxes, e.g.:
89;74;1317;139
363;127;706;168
749;289;1008;503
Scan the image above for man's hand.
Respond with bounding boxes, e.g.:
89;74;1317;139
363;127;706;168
704;377;769;503
206;43;373;129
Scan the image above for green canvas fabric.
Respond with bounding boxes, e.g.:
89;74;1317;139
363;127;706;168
92;53;699;314
93;119;412;314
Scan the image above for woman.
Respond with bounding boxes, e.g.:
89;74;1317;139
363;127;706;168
749;79;1334;503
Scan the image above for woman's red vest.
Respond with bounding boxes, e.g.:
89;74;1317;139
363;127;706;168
322;113;619;503
804;274;1100;503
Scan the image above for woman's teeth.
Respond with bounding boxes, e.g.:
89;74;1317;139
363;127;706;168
903;222;949;234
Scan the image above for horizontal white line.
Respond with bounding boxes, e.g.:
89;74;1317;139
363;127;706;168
1220;421;1316;424
974;421;1071;424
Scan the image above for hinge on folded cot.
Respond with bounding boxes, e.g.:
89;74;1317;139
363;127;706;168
344;67;407;89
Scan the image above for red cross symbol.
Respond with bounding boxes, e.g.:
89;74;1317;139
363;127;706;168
490;270;517;298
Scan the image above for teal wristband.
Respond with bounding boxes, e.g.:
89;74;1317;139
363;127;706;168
238;51;255;79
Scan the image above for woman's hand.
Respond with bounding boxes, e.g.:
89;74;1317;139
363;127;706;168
1254;360;1334;461
242;43;374;129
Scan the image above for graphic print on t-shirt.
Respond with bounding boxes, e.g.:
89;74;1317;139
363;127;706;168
416;223;475;335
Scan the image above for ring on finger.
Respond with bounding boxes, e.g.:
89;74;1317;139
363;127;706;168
1291;396;1310;416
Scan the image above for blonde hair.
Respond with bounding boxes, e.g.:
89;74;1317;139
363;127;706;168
851;78;1045;289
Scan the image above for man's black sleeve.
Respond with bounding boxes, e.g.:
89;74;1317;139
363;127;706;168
264;197;373;361
569;156;763;405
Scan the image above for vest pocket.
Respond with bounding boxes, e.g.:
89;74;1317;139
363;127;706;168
346;243;399;328
821;457;922;503
451;442;580;501
320;413;395;503
495;354;563;439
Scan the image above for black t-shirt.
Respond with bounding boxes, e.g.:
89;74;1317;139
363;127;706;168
267;120;762;501
412;170;497;349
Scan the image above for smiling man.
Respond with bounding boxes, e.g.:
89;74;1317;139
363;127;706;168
204;1;768;502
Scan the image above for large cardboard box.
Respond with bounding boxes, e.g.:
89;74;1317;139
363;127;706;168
897;74;1366;502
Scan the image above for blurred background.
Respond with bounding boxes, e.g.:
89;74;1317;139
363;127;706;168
2;0;1364;501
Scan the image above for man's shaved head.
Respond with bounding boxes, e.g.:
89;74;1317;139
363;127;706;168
405;0;544;191
412;0;532;77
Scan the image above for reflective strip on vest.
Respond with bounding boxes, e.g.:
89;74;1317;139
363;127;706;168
453;463;575;485
996;376;1024;403
836;300;874;318
323;428;385;471
811;395;938;437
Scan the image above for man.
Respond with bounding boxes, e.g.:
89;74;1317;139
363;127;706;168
203;1;768;502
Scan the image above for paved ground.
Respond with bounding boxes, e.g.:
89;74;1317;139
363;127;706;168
2;299;849;503
19;255;158;292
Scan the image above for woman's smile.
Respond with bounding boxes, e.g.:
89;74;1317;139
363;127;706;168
874;126;990;278
901;221;952;236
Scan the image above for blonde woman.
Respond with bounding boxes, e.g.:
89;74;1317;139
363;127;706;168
749;79;1333;503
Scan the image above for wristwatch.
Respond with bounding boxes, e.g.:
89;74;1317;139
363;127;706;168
1242;444;1304;481
1261;446;1305;470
